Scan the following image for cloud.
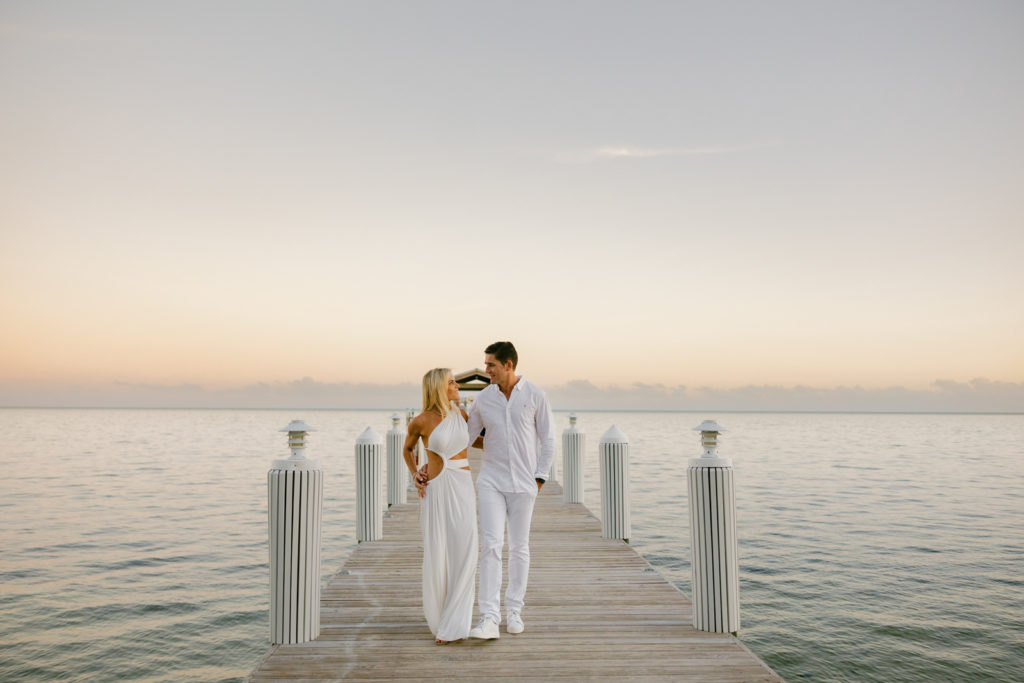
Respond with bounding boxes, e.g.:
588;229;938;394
552;141;780;164
548;378;1024;413
1;377;1020;413
0;378;419;410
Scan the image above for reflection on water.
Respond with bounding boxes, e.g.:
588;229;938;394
0;409;1021;681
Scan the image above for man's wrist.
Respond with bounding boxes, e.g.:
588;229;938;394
535;477;546;484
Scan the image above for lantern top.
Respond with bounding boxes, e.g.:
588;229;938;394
281;420;316;433
693;420;725;433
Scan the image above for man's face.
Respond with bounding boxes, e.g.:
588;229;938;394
484;353;513;384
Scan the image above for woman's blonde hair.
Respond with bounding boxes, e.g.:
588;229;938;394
422;367;455;418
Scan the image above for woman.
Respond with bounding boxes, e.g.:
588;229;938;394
402;368;477;644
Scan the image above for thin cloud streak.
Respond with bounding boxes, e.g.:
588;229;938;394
1;377;1020;413
552;141;781;164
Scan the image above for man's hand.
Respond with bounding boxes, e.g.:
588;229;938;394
536;477;544;491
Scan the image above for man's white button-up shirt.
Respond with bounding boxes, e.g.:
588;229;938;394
467;377;555;493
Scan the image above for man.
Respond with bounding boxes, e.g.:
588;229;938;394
466;341;555;639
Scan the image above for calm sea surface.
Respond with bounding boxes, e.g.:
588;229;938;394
0;409;1021;682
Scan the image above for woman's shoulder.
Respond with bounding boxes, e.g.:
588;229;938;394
411;411;442;429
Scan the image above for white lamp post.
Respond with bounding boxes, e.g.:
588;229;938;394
268;420;323;644
687;420;740;634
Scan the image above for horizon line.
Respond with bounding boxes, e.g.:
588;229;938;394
2;405;1021;416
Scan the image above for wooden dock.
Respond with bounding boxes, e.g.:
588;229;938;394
247;450;782;681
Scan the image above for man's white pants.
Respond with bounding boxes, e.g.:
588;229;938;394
477;484;537;622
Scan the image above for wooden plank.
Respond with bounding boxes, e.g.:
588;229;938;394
247;450;783;682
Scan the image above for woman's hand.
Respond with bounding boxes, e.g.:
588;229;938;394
415;464;429;499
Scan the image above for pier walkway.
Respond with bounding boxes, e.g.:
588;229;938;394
247;450;782;681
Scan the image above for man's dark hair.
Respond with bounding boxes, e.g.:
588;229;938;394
485;341;518;369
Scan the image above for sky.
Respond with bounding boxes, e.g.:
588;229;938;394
1;1;1022;410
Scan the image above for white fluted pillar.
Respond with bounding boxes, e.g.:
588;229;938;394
562;413;585;504
599;425;630;542
687;420;740;634
268;420;323;645
355;426;383;542
386;414;407;507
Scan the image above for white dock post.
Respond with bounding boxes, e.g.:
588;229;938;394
386;414;407;508
562;413;585;504
599;425;631;542
355;427;384;542
687;420;740;634
268;420;323;645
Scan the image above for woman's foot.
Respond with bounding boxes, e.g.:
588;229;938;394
434;637;463;645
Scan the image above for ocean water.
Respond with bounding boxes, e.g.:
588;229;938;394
0;409;1021;682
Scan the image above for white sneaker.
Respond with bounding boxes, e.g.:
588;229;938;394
506;611;524;634
469;616;499;639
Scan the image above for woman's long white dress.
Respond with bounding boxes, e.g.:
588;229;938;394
421;409;478;641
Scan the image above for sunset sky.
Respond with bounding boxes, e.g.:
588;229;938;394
1;1;1022;410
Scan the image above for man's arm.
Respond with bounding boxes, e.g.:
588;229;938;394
533;389;555;484
461;407;485;448
467;398;485;446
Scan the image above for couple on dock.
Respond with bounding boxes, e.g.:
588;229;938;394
402;341;556;644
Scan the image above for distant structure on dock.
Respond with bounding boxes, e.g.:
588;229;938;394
454;368;490;408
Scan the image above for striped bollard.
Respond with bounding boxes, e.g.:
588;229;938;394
355;427;383;542
268;420;323;645
599;425;630;542
562;413;585;504
386;414;407;507
687;420;740;634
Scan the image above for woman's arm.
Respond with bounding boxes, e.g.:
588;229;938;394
404;416;429;498
402;418;422;475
